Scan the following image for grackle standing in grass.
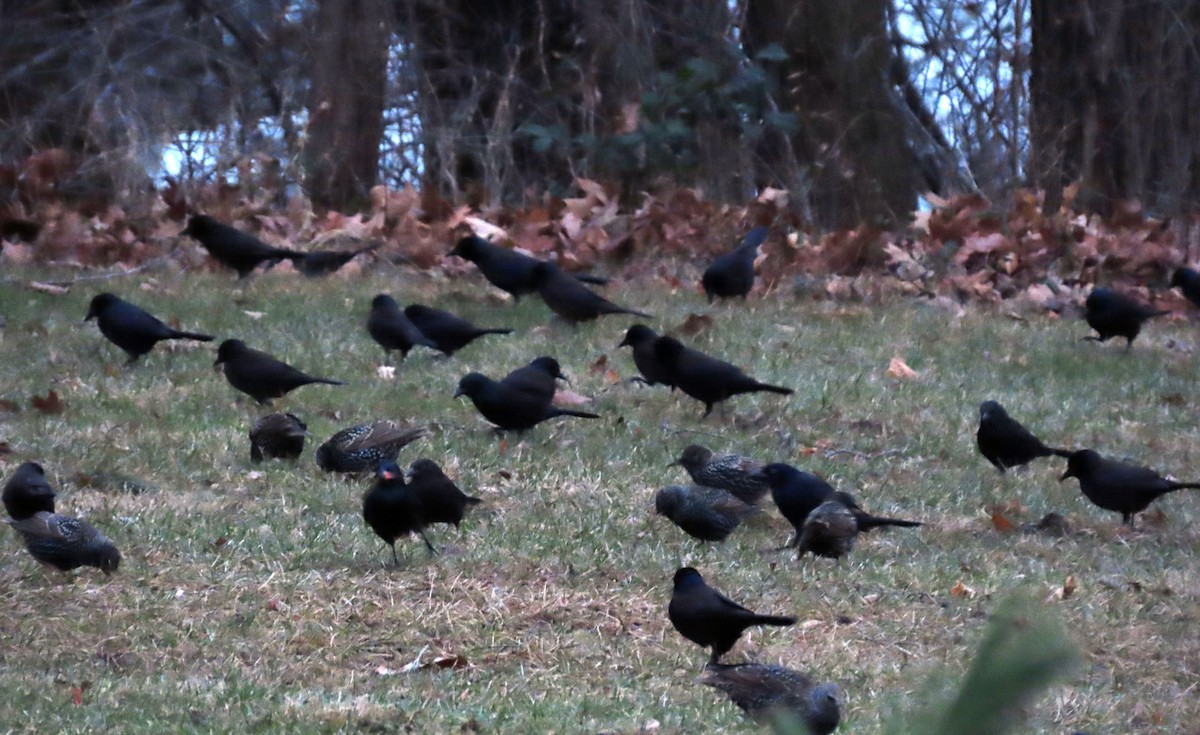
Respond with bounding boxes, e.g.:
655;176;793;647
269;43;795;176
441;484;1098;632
1059;449;1200;527
668;567;796;663
362;460;433;562
618;324;674;388
366;294;437;363
85;293;213;365
1082;287;1168;349
654;336;792;416
405;459;481;531
181;214;305;279
1170;267;1200;309
701;226;769;302
214;339;345;404
453;372;599;433
499;356;568;404
450;235;610;302
976;400;1071;472
403;304;512;357
529;261;651;326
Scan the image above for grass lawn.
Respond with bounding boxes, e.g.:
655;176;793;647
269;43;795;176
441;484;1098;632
0;262;1197;734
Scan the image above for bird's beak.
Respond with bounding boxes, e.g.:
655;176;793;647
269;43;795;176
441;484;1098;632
666;459;680;469
404;468;415;480
559;374;571;384
452;387;464;399
1059;469;1073;482
379;469;398;481
83;312;95;322
617;338;630;348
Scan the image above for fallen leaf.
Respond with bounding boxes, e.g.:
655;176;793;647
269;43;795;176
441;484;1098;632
990;511;1016;533
886;357;919;379
1062;575;1077;599
429;653;469;670
604;369;622;384
674;313;713;336
376;365;396;380
30;389;65;414
29;281;69;295
588;354;609;374
950;580;975;598
497;439;508;456
0;399;20;413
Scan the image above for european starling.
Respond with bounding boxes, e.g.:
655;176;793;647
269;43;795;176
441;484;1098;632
7;511;121;574
366;294;437;363
181;214;304;279
85;292;213;364
668;567;796;663
670;444;769;504
2;462;56;520
362;461;433;562
405;458;481;529
1083;287;1168;348
1059;449;1200;527
654;336;792;416
499;356;568;404
654;485;757;542
701;662;841;733
618;324;674;388
976;400;1071;472
249;413;308;462
529;261;651;326
795;494;922;560
403;304;512;356
1170;267;1200;309
449;235;609;302
315;421;429;473
454;372;599;433
701;226;769;302
214;339;345;404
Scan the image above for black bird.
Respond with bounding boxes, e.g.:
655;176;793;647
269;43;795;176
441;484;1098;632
653;336;792;416
403;304;512;357
454;372;599;433
701;662;841;733
668;567;796;663
1170;267;1200;309
361;461;432;562
315;421;429;473
1083;287;1169;348
3;462;56;520
976;400;1071;472
654;485;758;542
795;492;922;560
249;413;308;462
181;214;304;279
297;243;379;277
618;324;674;388
366;294;437;363
529;261;651;326
670;444;769;504
1059;449;1200;527
405;459;482;530
7;511;120;574
702;226;769;302
754;463;835;548
500;356;568;404
214;339;345;404
85;293;213;365
449;235;609;302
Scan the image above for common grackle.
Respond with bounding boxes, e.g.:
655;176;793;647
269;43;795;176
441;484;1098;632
2;462;56;520
450;235;609;302
1059;449;1200;527
214;339;345;404
361;460;432;563
753;463;835;548
654;336;792;416
454;372;599;433
668;567;796;663
404;304;512;357
405;458;481;530
702;226;769;302
618;324;674;388
529;261;651;326
1170;267;1200;309
701;662;841;733
976;400;1071;472
1083;287;1168;348
670;444;769;504
366;294;437;363
85;293;213;365
315;421;429;473
500;356;568;404
7;511;120;574
249;412;308;462
181;214;304;279
654;484;758;542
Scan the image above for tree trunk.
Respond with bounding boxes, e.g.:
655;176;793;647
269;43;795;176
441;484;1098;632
1029;0;1200;216
305;0;392;211
743;0;921;228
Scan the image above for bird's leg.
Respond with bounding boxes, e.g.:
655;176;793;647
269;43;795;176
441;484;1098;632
1081;335;1102;342
388;542;400;566
419;531;438;555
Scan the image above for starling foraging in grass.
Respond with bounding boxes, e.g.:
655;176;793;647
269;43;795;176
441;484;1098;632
753;463;835;548
315;421;429;473
795;492;922;560
1059;448;1200;527
700;662;841;734
403;304;513;356
670;444;769;504
618;324;675;388
653;336;792;417
668;567;796;663
976;400;1071;472
405;459;481;529
499;356;568;404
362;461;433;562
529;261;651;326
449;235;610;302
7;511;120;574
85;292;214;365
1170;267;1200;309
701;226;769;303
454;372;599;433
1082;287;1169;348
3;462;56;520
181;214;305;279
654;485;758;542
366;294;437;363
249;413;308;462
214;339;345;404
297;243;379;277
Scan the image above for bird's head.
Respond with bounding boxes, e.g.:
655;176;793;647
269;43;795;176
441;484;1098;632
405;458;442;481
180;214;216;237
528;261;557;287
84;293;118;321
668;444;712;471
449;235;483;261
529;356;567;382
403;304;430;320
213;339;247;366
806;682;842;732
453;373;488;399
1060;449;1100;482
672;566;704;590
93;542;122;575
978;400;1006;422
375;460;403;482
371;293;398;310
752;462;798;487
654;486;685;517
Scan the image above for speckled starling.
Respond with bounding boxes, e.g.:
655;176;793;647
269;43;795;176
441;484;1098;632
7;511;121;574
654;485;757;542
701;662;841;733
315;421;429;473
670;445;769;504
249;413;308;462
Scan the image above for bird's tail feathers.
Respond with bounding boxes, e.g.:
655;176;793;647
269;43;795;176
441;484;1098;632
1167;481;1200;491
312;378;346;386
551;408;600;419
749;613;797;627
856;514;923;531
169;330;215;342
481;328;514;336
750;381;793;396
